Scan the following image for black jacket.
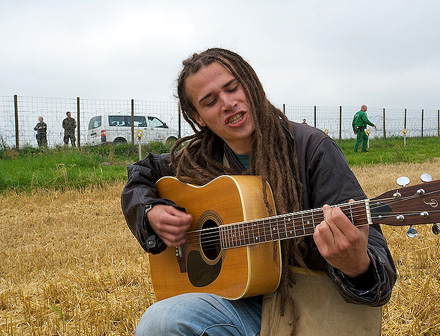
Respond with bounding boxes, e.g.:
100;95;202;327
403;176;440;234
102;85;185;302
121;121;397;307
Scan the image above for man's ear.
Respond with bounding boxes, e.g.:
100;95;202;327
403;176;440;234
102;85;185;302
193;113;206;127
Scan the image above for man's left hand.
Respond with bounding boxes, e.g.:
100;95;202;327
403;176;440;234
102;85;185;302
313;202;370;278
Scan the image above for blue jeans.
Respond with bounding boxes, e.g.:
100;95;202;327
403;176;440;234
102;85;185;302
135;293;262;336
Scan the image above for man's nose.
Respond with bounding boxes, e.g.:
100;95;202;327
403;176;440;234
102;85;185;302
219;92;234;111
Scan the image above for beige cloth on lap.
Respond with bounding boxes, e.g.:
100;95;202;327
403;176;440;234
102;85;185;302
260;267;382;336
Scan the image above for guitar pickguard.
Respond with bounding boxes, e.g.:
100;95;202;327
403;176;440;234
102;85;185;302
187;250;222;287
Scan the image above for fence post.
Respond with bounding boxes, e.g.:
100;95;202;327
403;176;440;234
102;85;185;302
14;95;19;149
178;102;182;139
437;110;440;137
283;104;286;115
314;106;317;128
421;109;424;138
131;99;135;154
339;106;342;141
383;108;386;139
404;108;407;130
76;97;81;148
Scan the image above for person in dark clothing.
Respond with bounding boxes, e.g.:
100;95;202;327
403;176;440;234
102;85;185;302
34;116;47;147
121;48;396;336
62;111;76;146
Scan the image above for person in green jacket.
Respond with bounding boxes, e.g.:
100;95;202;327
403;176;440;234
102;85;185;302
352;105;376;152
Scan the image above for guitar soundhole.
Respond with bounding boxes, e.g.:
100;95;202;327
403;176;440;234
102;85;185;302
186;212;223;288
200;219;221;261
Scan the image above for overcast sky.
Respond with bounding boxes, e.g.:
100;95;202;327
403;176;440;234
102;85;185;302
1;0;439;109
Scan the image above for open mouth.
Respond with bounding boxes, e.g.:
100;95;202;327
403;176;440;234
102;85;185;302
227;113;244;125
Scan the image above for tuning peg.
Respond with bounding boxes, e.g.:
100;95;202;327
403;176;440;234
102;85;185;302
432;223;440;235
421;173;432;183
406;226;418;238
397;176;410;187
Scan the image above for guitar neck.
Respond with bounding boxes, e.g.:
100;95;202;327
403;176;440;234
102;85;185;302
220;199;371;249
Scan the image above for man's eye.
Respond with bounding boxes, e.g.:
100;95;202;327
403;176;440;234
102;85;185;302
227;85;239;93
206;99;217;106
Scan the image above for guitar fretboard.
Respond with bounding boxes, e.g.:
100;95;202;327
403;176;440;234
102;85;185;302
220;199;370;249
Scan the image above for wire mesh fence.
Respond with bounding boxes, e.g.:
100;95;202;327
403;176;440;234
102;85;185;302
1;95;439;149
285;105;440;140
0;96;184;148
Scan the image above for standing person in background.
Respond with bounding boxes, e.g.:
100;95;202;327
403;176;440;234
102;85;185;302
352;105;376;152
62;111;76;147
34;116;47;147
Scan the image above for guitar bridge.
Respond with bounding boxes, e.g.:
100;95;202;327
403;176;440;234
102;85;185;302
175;246;187;273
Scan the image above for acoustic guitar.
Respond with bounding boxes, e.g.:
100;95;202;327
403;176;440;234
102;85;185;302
149;175;440;301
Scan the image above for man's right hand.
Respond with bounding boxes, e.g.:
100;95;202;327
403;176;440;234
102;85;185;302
147;204;192;247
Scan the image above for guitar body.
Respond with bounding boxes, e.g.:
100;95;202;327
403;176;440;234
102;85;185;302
150;175;282;301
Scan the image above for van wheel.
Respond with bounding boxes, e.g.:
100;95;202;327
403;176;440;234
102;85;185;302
165;137;177;145
113;138;127;144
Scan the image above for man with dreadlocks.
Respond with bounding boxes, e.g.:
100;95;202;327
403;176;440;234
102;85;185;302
121;48;396;336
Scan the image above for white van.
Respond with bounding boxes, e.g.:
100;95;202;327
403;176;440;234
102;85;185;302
87;114;178;145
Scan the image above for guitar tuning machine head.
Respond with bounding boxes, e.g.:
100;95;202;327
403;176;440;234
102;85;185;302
421;173;432;183
432;223;440;235
406;225;418;238
397;176;410;187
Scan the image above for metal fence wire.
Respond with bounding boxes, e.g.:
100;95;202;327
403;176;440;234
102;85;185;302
1;95;439;149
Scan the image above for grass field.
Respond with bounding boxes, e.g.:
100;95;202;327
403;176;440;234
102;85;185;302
0;136;439;192
1;141;440;335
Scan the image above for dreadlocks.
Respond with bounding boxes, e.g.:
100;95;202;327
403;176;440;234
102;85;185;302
170;48;306;335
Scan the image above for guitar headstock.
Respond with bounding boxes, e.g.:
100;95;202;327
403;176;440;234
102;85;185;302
370;175;440;235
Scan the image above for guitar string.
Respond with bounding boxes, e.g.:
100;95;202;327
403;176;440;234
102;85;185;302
184;192;440;248
187;204;440;249
181;189;440;248
188;209;440;251
194;209;440;252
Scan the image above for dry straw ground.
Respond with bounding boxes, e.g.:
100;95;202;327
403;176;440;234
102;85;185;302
1;159;440;336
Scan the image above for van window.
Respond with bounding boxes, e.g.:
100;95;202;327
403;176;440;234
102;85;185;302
134;117;147;127
148;116;168;128
88;116;102;130
108;116;147;127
